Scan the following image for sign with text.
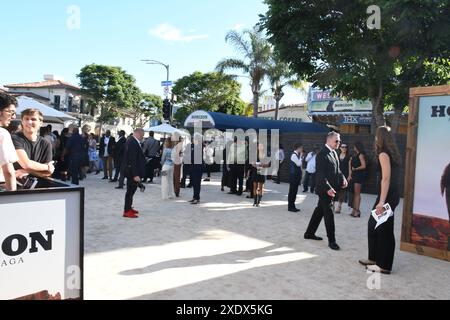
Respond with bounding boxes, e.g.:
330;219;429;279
308;89;373;114
0;189;83;299
161;81;173;87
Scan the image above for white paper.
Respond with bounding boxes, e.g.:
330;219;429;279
371;203;394;229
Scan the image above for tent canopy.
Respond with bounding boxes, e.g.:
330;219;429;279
16;96;77;123
184;110;329;133
144;123;188;135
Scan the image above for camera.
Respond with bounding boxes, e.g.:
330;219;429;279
137;181;146;193
17;176;38;190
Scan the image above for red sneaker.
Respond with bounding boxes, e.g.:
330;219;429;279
123;210;138;218
131;208;139;214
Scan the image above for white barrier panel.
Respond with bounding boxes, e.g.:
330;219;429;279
0;187;83;300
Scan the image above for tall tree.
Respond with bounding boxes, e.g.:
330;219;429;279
172;71;246;123
261;0;450;130
122;93;163;128
77;64;139;123
216;26;272;118
267;55;307;120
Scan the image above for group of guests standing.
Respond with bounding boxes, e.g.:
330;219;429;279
0;92;402;275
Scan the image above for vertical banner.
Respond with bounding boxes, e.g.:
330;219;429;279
402;85;450;261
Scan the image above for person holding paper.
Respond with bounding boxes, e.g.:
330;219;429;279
304;132;347;250
360;126;401;274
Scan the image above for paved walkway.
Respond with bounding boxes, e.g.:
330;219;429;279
82;173;450;300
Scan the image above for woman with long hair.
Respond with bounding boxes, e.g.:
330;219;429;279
336;143;351;214
251;142;270;207
160;137;175;200
348;141;367;217
359;126;401;274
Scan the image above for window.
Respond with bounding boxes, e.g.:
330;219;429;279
80;99;86;114
68;96;73;112
54;95;61;110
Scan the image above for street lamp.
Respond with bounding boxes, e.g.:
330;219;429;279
141;59;170;82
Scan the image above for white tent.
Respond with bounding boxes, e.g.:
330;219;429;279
144;123;188;135
16;96;77;123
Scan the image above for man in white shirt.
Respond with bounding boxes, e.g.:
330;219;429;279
288;143;304;212
303;145;319;193
0;92;18;191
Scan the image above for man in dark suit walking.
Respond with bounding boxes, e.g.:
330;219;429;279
305;132;348;250
122;128;146;219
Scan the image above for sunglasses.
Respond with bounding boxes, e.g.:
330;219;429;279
335;140;342;144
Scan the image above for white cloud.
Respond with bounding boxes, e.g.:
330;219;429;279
232;23;245;31
149;23;208;42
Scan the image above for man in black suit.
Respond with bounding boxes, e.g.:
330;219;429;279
111;130;126;183
122;128;146;218
305;132;348;250
99;130;116;180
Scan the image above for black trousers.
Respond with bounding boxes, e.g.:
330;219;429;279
113;158;122;181
191;170;202;200
145;158;156;181
288;175;302;209
230;164;245;192
70;157;82;185
303;172;316;192
124;177;138;212
181;164;191;186
367;197;398;271
306;194;336;243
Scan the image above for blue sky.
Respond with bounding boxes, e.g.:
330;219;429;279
0;0;306;105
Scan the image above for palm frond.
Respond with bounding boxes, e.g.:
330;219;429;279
216;58;250;74
225;30;251;58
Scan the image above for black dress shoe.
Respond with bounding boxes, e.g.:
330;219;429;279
288;208;301;213
236;192;243;196
228;191;237;195
329;242;340;250
115;186;124;189
304;234;323;241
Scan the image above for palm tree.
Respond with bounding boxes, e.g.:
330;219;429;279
267;58;308;120
216;27;272;118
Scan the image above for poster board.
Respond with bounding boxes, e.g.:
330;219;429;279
0;187;84;299
401;85;450;261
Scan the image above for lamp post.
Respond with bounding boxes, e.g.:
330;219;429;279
141;59;172;123
141;59;170;87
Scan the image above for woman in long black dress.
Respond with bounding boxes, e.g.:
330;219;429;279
359;126;401;274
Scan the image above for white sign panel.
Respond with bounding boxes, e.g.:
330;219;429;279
0;200;66;300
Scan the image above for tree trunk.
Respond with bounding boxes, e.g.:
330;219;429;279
253;91;259;118
391;106;402;136
274;98;280;120
370;83;385;134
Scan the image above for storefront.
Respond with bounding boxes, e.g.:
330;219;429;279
308;89;408;134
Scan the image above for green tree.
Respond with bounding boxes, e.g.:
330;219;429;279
216;26;272;118
172;71;246;123
261;0;450;130
122;93;163;128
77;64;140;124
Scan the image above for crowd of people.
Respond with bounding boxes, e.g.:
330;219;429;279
0;91;402;275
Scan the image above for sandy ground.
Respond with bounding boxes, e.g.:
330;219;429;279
82;173;450;300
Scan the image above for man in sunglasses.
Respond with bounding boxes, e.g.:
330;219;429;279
0;92;18;191
304;131;348;250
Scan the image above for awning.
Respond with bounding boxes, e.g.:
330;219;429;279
184;111;329;133
16;96;77;123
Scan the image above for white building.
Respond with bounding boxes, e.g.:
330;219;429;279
5;75;88;114
258;103;311;123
